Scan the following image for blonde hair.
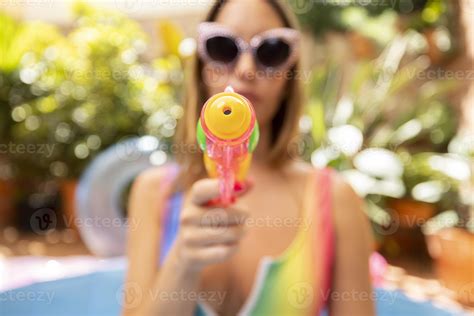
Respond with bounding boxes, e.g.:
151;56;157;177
173;0;305;191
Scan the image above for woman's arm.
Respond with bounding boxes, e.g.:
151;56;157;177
329;174;376;316
122;169;250;316
122;167;201;316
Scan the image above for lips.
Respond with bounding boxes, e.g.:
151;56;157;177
235;90;259;105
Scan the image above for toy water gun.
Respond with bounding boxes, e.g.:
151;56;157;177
196;86;259;206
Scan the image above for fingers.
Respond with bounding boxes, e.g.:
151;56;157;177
175;177;252;268
183;244;239;265
180;225;246;247
190;178;221;206
181;206;248;227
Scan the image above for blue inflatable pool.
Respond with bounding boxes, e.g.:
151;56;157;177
0;269;467;316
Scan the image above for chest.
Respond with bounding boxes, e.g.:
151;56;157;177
228;177;306;261
194;179;321;315
197;225;323;316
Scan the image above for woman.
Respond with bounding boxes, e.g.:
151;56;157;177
123;1;375;315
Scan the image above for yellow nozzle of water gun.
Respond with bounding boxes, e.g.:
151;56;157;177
203;92;252;140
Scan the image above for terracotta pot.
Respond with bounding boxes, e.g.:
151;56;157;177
383;226;430;258
380;198;436;258
388;198;436;229
347;32;376;60
425;227;474;307
0;180;16;228
59;179;78;231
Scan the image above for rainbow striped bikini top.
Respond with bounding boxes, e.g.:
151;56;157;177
158;164;335;316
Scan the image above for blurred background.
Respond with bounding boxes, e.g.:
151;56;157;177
0;0;473;314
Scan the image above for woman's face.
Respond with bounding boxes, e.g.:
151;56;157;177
202;0;291;129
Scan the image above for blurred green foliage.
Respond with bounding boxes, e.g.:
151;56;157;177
296;0;474;232
292;0;453;37
302;30;467;228
0;1;468;230
2;3;183;179
290;0;395;36
292;0;458;63
0;12;61;147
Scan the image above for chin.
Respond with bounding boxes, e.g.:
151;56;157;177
255;114;273;128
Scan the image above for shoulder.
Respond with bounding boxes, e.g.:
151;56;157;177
133;163;178;191
129;163;178;218
282;161;359;199
289;162;364;211
282;161;358;195
328;168;362;208
281;159;315;181
322;167;365;218
325;169;375;314
325;168;374;246
285;162;368;232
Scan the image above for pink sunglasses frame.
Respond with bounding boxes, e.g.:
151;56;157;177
197;22;301;71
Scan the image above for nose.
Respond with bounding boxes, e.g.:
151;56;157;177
234;51;256;81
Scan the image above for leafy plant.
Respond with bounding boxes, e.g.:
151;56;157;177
7;2;183;179
302;30;465;229
0;12;62;145
292;0;458;66
290;0;394;37
291;0;455;37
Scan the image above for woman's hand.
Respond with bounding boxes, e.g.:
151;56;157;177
170;178;252;272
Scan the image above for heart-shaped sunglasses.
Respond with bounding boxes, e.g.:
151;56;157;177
197;22;300;71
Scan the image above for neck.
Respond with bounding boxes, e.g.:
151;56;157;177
252;124;272;164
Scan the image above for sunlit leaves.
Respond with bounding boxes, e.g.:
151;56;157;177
4;3;183;178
